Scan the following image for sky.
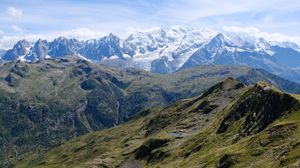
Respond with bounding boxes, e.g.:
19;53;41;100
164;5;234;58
0;0;300;49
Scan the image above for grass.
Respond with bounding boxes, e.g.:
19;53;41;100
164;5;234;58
15;77;300;168
1;58;300;167
292;94;300;100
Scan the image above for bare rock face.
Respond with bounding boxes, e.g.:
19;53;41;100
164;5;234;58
135;138;170;162
2;40;31;60
217;83;300;135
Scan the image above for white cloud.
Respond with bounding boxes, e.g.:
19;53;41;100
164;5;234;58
0;30;4;38
7;7;23;19
1;25;300;50
161;0;300;22
223;26;300;45
0;34;39;49
12;25;24;33
126;26;162;34
0;28;105;49
58;28;105;40
223;26;261;34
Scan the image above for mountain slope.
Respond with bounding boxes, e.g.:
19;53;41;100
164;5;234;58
2;40;31;60
1;57;300;166
0;49;6;59
16;78;300;168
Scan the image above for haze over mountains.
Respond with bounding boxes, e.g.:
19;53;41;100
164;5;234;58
1;25;300;83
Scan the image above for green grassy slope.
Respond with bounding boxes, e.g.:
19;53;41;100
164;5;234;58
1;56;300;166
16;78;300;168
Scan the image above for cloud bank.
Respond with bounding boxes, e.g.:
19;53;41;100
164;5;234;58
0;28;106;49
7;7;22;19
223;26;300;44
0;0;299;48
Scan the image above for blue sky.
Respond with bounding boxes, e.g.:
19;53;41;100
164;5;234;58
0;0;300;48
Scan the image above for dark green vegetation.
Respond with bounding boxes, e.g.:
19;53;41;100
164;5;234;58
16;78;300;168
0;56;300;166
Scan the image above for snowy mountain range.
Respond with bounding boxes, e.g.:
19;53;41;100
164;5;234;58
1;25;300;83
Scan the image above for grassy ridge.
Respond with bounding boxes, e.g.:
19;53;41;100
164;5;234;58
16;78;300;168
1;56;300;166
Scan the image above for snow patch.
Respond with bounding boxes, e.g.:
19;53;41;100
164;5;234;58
109;55;119;60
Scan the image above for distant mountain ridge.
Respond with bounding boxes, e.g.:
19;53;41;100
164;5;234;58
1;25;300;82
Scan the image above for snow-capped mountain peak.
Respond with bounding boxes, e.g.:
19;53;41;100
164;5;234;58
209;33;227;46
169;25;193;33
1;26;300;83
2;40;31;60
